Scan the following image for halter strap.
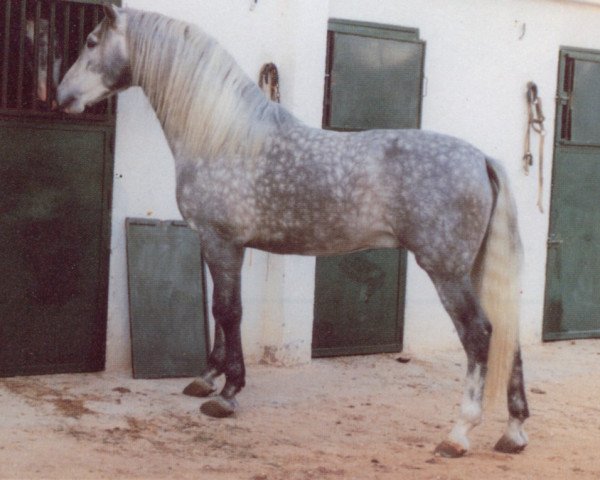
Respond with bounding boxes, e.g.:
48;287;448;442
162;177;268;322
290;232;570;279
524;81;545;213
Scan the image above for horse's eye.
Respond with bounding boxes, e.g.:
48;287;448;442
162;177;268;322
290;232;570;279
86;38;98;49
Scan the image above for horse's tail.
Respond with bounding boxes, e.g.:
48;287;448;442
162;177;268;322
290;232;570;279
474;157;522;407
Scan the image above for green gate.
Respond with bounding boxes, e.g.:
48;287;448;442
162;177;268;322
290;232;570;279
312;20;425;357
543;47;600;341
0;0;118;376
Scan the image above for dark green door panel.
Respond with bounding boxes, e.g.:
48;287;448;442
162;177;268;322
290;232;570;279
0;122;113;375
326;30;424;130
313;20;424;357
543;48;600;340
562;54;600;146
126;219;209;379
545;149;600;339
313;250;406;357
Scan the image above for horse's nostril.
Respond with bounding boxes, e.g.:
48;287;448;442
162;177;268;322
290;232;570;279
56;90;75;111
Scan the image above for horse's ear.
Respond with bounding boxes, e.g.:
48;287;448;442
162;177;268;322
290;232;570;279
103;4;119;26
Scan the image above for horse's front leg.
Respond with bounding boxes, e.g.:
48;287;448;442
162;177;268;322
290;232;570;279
183;324;225;398
183;239;245;418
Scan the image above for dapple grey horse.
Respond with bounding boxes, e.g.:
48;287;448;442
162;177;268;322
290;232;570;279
57;5;528;457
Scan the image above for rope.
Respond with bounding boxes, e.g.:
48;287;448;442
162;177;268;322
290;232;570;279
523;82;545;213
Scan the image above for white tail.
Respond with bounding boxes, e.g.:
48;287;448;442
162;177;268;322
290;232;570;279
475;158;522;407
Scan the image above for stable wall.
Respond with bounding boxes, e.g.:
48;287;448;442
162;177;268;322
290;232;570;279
106;0;600;372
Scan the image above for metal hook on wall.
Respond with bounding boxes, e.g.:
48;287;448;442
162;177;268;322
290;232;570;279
250;0;258;11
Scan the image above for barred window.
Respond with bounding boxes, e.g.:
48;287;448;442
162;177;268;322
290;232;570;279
0;0;115;120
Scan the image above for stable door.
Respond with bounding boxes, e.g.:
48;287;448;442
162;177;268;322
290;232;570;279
544;47;600;340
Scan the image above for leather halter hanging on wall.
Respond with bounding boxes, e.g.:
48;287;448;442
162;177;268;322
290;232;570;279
523;81;545;213
258;63;281;103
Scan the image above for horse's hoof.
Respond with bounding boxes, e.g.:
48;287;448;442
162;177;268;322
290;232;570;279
434;440;467;458
494;434;527;454
200;395;238;418
183;378;216;398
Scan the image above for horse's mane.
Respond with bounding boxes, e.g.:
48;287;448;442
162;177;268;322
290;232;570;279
126;8;287;161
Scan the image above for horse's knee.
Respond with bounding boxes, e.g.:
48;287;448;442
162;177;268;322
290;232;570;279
213;298;241;324
212;304;245;392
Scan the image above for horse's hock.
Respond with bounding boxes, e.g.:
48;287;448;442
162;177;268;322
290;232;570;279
0;0;119;377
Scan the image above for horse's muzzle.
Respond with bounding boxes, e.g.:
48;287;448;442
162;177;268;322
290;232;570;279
56;88;82;114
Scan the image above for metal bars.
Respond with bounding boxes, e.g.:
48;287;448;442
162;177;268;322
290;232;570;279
0;0;115;121
61;2;70;79
15;0;26;109
31;0;41;109
1;1;12;109
47;1;56;108
560;54;575;142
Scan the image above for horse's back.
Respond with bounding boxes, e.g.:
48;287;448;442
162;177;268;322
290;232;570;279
178;124;494;272
250;127;493;265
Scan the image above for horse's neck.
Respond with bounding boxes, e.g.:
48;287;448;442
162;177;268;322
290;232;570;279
126;10;304;163
136;68;299;164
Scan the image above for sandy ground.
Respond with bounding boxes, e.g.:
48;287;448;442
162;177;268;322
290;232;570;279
0;340;599;480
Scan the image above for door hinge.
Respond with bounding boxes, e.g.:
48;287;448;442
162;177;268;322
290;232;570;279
557;93;571;106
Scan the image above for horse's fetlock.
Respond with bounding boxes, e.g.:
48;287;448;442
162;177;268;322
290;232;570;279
222;378;244;399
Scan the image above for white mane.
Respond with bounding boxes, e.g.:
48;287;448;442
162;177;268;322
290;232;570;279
126;9;287;161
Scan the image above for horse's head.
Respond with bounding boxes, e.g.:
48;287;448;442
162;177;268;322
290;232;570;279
57;5;131;114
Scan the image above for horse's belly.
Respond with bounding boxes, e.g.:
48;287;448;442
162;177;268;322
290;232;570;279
247;208;398;256
246;234;398;256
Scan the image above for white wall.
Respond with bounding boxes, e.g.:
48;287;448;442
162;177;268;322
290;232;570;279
106;0;600;372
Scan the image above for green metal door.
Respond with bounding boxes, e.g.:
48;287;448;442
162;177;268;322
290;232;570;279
313;20;425;357
126;219;209;379
543;47;600;340
0;120;114;375
0;0;118;376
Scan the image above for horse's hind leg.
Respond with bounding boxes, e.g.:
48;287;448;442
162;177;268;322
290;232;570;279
430;275;491;458
494;347;529;453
